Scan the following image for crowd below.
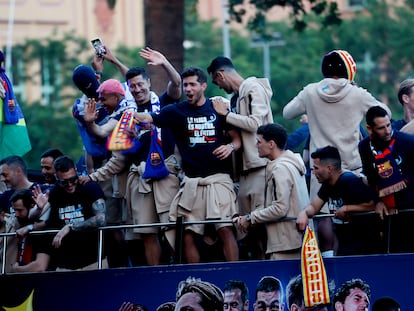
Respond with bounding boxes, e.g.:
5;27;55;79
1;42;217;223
2;44;414;274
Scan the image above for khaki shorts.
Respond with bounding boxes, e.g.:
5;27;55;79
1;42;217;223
127;166;179;235
170;174;237;236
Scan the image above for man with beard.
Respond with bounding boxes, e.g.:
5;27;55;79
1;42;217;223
359;105;414;253
45;155;107;270
134;67;240;263
10;189;53;272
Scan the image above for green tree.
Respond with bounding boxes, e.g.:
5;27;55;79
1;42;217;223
228;0;341;33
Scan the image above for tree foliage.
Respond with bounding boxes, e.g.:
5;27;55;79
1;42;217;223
228;0;341;33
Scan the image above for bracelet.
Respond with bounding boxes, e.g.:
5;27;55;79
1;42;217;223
229;143;235;151
225;110;230;117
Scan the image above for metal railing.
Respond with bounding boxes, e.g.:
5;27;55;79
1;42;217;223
1;209;412;274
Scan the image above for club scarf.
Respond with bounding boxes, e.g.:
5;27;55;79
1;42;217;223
301;226;330;307
370;138;406;207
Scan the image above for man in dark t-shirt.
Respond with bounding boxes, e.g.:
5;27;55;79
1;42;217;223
297;146;381;255
135;67;240;263
45;155;106;270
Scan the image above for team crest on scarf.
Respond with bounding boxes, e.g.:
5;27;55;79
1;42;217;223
377;160;393;178
149;151;162;166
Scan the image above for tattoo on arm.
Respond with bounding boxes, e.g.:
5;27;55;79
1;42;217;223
72;198;106;231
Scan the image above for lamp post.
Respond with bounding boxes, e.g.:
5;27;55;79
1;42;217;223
249;32;285;81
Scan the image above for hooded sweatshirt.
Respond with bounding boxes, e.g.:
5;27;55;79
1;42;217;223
226;77;273;171
251;150;310;254
283;78;391;171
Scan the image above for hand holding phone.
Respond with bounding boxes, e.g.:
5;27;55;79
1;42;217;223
91;38;106;56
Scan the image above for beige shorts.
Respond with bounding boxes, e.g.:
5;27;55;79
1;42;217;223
170;174;237;236
127;164;179;235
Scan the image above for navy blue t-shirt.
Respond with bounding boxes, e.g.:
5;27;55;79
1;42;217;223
152;99;232;178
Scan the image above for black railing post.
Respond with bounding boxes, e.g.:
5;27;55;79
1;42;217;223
174;216;185;264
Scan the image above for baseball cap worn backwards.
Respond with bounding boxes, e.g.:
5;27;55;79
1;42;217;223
321;50;356;81
97;79;125;96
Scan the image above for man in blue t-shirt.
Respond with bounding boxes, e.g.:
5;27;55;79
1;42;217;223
135;67;240;263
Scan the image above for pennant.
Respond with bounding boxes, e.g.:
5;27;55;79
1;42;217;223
107;111;136;151
301;226;330;307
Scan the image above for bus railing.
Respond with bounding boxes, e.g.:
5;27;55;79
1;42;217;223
1;209;411;274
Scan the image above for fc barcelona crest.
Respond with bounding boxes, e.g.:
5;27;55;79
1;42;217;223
377;160;393;178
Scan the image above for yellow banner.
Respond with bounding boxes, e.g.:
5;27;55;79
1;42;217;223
301;226;330;307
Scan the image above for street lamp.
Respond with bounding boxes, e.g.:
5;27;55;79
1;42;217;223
249;32;285;81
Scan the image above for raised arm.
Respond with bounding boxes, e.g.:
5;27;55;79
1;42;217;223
139;47;181;100
97;46;130;78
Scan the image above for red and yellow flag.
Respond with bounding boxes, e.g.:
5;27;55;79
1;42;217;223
301;226;330;307
107;111;135;151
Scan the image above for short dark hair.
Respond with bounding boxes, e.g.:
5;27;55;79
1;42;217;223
207;56;235;75
257;123;287;150
223;280;249;304
10;188;35;209
40;148;64;160
54;155;76;174
126;66;149;82
181;67;208;84
255;276;283;300
0;155;27;176
333;278;371;304
311;146;341;170
365;106;389;127
397;78;414;105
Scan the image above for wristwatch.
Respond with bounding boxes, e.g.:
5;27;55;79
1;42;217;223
27;224;34;232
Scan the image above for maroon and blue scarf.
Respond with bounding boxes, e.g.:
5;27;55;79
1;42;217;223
370;138;406;208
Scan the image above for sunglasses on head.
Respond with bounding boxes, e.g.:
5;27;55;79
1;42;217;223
58;175;78;187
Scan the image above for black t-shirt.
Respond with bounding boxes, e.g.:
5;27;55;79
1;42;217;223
152;99;232;177
46;181;105;269
318;171;377;223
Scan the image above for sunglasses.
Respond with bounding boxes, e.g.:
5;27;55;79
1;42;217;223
58;175;78;187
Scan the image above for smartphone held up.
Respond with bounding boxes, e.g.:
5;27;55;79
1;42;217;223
91;38;107;56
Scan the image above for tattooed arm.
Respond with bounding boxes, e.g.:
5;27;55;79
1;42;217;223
52;198;107;248
73;198;107;231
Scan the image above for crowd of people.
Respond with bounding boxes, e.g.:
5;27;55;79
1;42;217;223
2;43;414;274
